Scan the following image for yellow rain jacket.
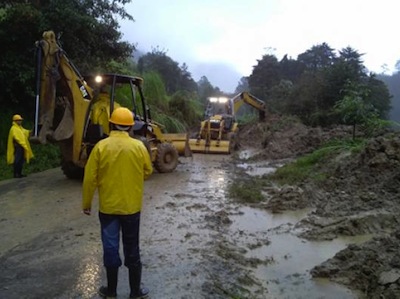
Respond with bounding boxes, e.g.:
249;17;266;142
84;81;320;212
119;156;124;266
82;130;153;215
7;121;34;164
91;92;121;135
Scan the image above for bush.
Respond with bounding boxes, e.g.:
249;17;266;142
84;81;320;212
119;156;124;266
0;143;60;181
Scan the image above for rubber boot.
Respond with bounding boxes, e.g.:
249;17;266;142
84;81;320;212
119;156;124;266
129;264;149;299
99;267;118;298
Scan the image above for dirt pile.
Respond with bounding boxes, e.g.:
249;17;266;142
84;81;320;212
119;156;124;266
236;117;400;298
238;115;355;160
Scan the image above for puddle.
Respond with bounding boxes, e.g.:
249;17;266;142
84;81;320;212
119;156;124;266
237;162;277;176
239;148;262;160
237;160;287;177
228;206;371;298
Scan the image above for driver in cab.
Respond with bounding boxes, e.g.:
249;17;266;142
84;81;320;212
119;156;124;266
91;85;121;135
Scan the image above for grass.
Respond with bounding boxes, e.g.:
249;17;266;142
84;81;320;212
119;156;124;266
0;143;60;181
228;177;265;203
270;138;366;185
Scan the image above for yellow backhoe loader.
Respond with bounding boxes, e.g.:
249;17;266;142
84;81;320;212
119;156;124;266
31;31;191;179
189;92;266;154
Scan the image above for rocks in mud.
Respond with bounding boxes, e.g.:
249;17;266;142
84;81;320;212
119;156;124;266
379;269;400;285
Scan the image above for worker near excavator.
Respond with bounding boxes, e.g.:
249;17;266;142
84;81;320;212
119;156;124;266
7;114;34;178
91;85;121;135
82;107;153;299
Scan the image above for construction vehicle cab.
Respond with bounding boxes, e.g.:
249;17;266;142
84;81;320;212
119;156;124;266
31;31;190;179
189;92;266;154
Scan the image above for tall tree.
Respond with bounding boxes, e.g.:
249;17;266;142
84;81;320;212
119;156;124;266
0;0;134;113
234;77;249;94
197;76;218;104
179;63;197;93
138;48;198;94
248;54;280;100
297;43;336;71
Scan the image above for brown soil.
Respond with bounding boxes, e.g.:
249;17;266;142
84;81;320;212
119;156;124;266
236;116;400;298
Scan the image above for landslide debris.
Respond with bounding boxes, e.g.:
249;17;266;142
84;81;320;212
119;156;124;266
235;115;400;298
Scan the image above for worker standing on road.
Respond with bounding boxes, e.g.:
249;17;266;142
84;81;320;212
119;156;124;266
82;107;153;299
7;114;34;178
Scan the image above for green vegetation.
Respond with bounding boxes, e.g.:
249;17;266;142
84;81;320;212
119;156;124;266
248;45;392;127
0;143;60;181
270;138;366;185
228;177;265;203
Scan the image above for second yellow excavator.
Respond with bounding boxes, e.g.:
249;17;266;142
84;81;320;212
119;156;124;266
189;92;266;154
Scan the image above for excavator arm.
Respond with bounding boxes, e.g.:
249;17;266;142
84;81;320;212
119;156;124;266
31;31;93;168
230;91;266;121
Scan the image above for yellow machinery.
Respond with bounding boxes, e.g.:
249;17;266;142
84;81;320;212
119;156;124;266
31;31;191;179
189;92;266;154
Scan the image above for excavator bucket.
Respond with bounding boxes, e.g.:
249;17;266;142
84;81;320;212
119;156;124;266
163;133;192;157
189;138;231;154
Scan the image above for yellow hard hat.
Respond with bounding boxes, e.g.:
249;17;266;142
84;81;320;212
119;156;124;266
109;107;134;126
12;114;23;121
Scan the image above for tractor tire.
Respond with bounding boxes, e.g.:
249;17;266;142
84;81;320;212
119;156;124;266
61;160;84;180
154;143;179;173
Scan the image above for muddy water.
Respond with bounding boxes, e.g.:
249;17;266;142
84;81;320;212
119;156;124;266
0;154;366;298
228;207;369;298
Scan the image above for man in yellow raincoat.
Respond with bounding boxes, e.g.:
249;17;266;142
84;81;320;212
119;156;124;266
82;107;153;299
7;114;34;178
91;86;121;135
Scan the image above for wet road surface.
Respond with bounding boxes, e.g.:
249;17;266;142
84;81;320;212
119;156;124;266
0;154;361;298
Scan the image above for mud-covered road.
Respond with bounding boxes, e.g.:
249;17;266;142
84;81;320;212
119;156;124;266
0;154;366;299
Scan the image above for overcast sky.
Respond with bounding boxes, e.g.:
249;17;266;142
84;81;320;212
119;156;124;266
120;0;398;93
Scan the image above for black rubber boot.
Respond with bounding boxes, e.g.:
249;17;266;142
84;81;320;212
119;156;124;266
129;264;149;299
98;267;118;298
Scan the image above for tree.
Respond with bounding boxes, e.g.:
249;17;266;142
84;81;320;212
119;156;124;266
138;48;197;94
197;76;217;104
169;90;202;128
234;77;249;94
334;82;379;139
0;0;134;114
338;46;367;77
248;54;280;100
179;63;197;93
279;54;305;83
297;43;336;71
364;74;392;119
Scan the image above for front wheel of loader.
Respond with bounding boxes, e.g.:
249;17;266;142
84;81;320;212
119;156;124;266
154;143;179;173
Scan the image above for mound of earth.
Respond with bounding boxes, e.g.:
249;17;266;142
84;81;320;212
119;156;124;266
235;116;400;298
237;115;356;160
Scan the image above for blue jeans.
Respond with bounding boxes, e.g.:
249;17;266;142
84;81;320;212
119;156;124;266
98;212;141;269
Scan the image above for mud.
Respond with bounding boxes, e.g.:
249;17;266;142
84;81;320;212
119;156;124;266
236;118;400;298
1;117;399;298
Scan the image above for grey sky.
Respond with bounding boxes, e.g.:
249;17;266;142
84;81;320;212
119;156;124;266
120;0;399;93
